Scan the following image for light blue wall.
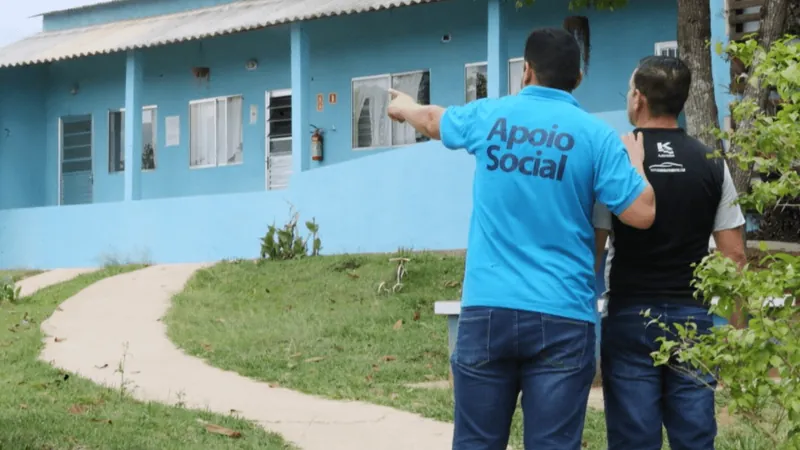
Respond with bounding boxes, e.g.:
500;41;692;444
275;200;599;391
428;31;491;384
42;28;290;203
42;0;241;32
0;0;690;268
14;0;672;206
506;0;676;112
0;141;472;268
0;66;48;209
45;53;126;205
305;0;675;166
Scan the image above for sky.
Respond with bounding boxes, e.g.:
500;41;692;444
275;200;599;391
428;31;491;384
0;0;100;47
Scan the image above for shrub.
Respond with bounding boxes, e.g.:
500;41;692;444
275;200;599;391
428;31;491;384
259;206;321;261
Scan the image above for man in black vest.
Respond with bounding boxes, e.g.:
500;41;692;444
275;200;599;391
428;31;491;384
592;56;747;450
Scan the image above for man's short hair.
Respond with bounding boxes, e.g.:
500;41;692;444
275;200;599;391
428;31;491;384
633;56;692;118
524;28;582;92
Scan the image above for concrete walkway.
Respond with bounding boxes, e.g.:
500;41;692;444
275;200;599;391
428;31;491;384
38;264;453;450
17;268;98;297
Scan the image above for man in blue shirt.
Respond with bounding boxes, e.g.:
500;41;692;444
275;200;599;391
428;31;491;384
387;28;656;450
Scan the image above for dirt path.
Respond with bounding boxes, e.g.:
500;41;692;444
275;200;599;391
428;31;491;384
17;268;98;297
38;264;453;450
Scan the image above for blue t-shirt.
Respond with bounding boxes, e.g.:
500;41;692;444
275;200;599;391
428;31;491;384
440;86;646;323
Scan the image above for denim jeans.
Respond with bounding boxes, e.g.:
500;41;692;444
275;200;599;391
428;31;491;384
451;306;596;450
601;304;717;450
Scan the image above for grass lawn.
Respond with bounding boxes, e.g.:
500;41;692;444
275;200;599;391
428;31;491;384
1;265;292;450
166;252;771;450
0;269;43;282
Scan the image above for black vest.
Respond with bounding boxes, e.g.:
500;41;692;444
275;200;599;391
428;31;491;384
607;128;725;313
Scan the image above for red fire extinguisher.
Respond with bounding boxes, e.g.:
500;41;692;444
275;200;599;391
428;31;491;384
311;126;324;162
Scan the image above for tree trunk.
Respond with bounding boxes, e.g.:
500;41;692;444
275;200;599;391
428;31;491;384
728;0;790;201
677;0;720;150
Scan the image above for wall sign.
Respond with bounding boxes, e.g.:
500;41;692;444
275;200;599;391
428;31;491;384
328;93;337;105
165;116;180;147
249;104;258;124
316;94;324;112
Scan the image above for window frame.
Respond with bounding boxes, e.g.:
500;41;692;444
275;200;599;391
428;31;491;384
108;104;158;173
351;69;431;151
508;57;525;96
462;59;525;99
188;94;244;169
464;61;488;103
654;41;678;57
265;88;293;191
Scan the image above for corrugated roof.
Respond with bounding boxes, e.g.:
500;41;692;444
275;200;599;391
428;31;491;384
0;0;442;68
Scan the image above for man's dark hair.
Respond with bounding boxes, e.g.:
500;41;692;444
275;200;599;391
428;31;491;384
633;56;692;118
523;28;582;92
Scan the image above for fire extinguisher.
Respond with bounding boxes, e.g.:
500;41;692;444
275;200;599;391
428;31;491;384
311;125;324;162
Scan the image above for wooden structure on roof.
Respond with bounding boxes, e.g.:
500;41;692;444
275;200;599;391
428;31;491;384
728;0;765;41
727;0;766;94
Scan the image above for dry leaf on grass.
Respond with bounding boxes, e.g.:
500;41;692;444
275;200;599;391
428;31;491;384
413;311;421;321
304;356;325;363
381;355;397;362
346;272;360;279
201;343;213;352
393;319;403;330
19;404;27;409
68;404;86;415
197;419;242;438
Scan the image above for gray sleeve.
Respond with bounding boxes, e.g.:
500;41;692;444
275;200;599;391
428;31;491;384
713;162;747;231
592;202;613;230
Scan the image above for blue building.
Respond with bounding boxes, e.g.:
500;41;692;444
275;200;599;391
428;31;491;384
0;0;739;269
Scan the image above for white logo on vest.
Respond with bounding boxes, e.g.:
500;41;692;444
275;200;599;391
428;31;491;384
657;142;674;158
649;161;686;173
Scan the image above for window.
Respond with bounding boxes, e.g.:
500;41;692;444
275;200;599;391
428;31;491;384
508;58;524;96
266;90;292;190
465;63;488;102
108;106;157;172
352;70;430;149
189;95;243;167
463;59;525;99
60;115;93;205
654;41;678;58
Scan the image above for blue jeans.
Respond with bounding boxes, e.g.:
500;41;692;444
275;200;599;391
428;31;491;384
451;306;596;450
601;304;717;450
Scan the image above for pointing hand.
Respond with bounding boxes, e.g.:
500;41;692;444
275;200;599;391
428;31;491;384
387;88;415;123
